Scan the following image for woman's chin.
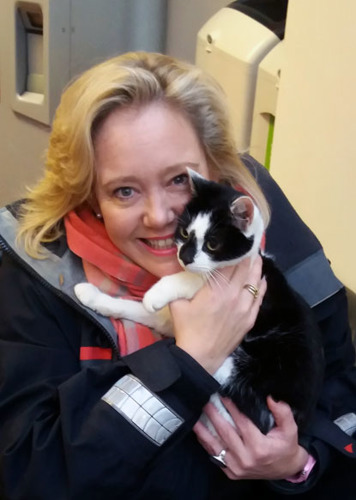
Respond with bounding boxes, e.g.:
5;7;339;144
145;259;183;278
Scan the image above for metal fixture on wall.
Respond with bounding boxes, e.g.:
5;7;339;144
0;0;167;204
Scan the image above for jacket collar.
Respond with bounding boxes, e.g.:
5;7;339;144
0;204;118;350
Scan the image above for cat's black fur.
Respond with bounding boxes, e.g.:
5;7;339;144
175;175;324;434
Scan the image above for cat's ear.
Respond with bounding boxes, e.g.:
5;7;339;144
230;196;255;232
186;167;206;194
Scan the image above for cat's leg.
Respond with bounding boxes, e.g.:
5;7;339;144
233;391;274;434
199;357;237;436
74;283;134;317
213;356;235;386
74;283;173;335
201;354;275;435
143;271;205;312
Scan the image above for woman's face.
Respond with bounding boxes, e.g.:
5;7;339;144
93;102;211;277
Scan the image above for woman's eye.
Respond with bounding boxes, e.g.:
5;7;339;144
172;174;188;186
114;187;134;199
180;227;189;239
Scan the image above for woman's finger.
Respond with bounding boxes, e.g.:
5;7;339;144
193;420;224;456
266;396;298;438
202;402;246;451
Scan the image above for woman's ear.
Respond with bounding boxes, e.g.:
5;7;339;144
88;194;102;218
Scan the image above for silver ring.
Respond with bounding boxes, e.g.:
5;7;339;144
243;283;259;299
209;448;227;468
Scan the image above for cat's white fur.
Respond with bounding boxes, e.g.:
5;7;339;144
74;173;265;431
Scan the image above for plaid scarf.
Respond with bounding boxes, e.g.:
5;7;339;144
65;209;163;356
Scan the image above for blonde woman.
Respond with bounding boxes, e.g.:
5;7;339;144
0;52;354;499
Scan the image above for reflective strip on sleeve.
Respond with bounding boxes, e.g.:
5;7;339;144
285;249;343;307
334;413;356;437
102;374;183;446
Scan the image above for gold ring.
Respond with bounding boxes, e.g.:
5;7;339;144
243;283;259;299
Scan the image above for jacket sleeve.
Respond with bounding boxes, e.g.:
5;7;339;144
242;154;356;494
0;251;219;499
270;289;356;495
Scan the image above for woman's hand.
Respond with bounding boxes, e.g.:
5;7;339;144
194;396;309;480
171;255;266;374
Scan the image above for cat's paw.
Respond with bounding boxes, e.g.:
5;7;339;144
74;283;100;309
143;286;169;313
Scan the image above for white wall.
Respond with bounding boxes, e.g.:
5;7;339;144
270;0;356;293
165;0;227;62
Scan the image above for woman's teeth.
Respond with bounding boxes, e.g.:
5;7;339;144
144;238;175;250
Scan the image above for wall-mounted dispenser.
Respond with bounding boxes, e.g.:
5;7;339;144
8;0;167;126
16;2;44;96
196;1;287;162
249;42;283;168
9;0;70;125
1;0;167;205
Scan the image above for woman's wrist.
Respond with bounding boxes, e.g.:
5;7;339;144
285;451;316;483
175;338;225;375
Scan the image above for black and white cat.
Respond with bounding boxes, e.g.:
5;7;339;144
75;169;324;434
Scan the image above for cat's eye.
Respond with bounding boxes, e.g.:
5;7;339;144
179;227;189;239
207;241;220;252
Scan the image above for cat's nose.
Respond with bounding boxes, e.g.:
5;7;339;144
179;245;195;265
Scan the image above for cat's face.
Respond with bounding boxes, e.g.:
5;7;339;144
175;171;264;273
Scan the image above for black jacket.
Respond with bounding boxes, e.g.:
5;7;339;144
0;157;355;499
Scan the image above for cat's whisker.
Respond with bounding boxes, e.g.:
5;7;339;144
206;269;228;290
183;264;222;289
206;271;218;289
211;269;230;286
212;268;229;282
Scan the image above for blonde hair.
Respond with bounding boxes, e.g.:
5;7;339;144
18;51;270;257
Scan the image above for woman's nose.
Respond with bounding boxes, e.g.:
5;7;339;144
142;194;175;229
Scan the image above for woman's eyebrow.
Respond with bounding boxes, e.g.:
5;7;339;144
101;162;200;188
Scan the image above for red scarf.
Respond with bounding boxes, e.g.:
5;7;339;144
65;209;162;356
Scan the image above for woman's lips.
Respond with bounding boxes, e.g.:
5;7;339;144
139;236;177;256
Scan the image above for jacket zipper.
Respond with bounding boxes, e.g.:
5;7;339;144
0;237;120;357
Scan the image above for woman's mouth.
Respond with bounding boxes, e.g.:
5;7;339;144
139;236;177;256
142;237;175;249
